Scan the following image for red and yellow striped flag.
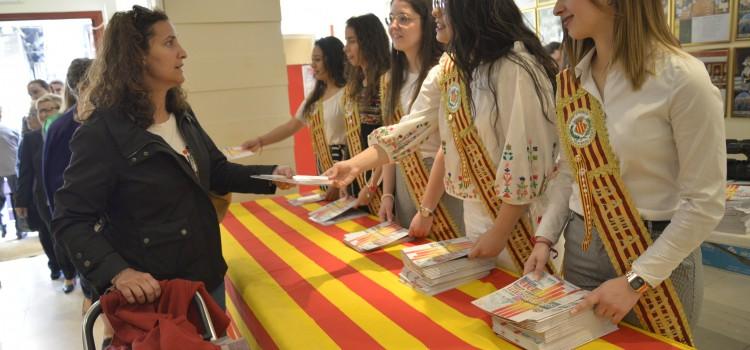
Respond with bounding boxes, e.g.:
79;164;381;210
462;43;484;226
221;195;693;350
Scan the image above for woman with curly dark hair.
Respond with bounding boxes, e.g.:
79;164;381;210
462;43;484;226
53;5;293;308
342;13;390;213
241;36;348;201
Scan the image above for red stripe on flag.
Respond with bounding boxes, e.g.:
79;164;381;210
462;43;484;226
224;278;279;350
244;200;475;349
601;326;683;350
222;211;384;349
274;198;500;324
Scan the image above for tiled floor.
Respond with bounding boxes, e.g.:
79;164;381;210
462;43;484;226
1;248;749;349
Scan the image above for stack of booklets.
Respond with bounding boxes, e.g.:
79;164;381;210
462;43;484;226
343;222;412;252
308;197;366;225
472;272;617;350
399;237;495;296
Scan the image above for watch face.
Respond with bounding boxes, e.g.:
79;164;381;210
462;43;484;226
629;276;645;290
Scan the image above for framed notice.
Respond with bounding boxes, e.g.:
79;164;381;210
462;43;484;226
522;9;537;33
514;0;536;10
738;0;750;40
691;49;728;116
674;0;731;45
537;6;562;45
733;48;750;118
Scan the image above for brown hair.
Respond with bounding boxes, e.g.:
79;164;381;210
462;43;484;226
345;14;391;101
80;6;188;128
563;0;679;90
384;0;443;125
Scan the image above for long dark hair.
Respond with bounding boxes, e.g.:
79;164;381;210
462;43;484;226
62;58;93;111
445;0;557;122
302;36;347;116
345;14;390;100
385;0;442;125
80;5;188;128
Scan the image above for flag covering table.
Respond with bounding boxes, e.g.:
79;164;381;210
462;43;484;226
221;194;693;350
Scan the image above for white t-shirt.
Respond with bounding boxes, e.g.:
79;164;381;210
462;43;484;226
295;88;346;145
147;114;198;173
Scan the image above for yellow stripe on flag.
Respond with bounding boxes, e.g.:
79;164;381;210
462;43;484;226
221;224;339;349
225;296;260;350
231;203;426;349
254;199;514;349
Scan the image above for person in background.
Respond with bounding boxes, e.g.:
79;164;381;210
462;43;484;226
377;0;464;241
0;106;20;239
523;0;725;346
49;80;64;96
23;80;51;135
53;6;294;313
242;37;348;201
342;13;391;213
17;93;77;292
544;41;564;68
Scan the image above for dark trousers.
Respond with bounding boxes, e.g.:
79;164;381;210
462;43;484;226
37;200;76;279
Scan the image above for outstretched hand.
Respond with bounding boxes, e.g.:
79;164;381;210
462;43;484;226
324;160;362;188
272;165;295;190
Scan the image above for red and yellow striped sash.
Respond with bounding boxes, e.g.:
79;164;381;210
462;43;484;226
343;87;381;214
556;69;694;346
438;56;555;274
307;101;335;173
380;74;462;241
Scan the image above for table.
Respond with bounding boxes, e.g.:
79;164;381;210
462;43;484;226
220;194;692;350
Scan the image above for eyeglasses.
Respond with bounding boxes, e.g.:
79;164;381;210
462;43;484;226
38;107;59;114
432;0;445;10
385;13;416;26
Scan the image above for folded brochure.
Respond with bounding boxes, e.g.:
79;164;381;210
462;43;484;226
221;146;255;160
251;174;332;186
343;222;411;252
308;197;360;224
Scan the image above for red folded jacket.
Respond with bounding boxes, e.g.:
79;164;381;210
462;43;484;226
101;279;230;350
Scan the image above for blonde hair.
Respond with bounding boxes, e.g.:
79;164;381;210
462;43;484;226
35;93;63;110
563;0;680;90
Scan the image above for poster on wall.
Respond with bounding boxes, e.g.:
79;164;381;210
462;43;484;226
738;0;750;40
692;49;728;115
537;6;562;45
514;0;536;10
522;9;537;32
733;48;750;118
674;0;731;44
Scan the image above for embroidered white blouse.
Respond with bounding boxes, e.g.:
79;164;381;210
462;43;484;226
295;88;347;145
536;47;726;287
397;70;443;159
368;42;558;207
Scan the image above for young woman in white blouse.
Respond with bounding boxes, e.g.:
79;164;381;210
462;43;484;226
326;0;559;273
243;37;348;200
523;0;725;346
378;0;464;240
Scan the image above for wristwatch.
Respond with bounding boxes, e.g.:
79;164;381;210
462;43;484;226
625;270;649;294
419;205;434;218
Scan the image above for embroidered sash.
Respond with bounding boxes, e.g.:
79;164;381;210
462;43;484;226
343;86;382;214
307;101;335;174
439;56;555;274
379;74;462;241
556;69;694;346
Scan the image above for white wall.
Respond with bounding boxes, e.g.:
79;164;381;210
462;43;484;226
163;0;293;202
280;0;390;40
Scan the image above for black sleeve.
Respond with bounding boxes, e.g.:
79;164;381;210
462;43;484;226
15;135;34;208
51;122;129;292
194;122;279;195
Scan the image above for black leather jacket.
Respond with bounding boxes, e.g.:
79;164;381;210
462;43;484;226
52;108;277;293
